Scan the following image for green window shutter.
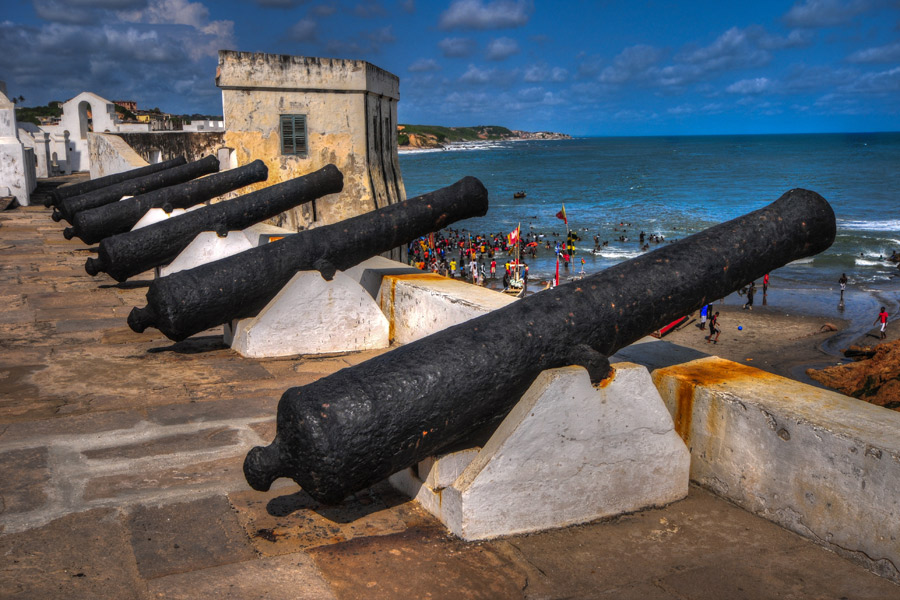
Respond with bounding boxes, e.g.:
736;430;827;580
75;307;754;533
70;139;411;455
280;114;308;156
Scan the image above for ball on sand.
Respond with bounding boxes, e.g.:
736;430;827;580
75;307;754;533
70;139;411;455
738;326;743;330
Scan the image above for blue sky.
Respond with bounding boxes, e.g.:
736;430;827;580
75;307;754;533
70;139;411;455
2;0;899;135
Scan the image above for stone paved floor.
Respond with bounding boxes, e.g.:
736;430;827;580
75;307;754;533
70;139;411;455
2;202;899;599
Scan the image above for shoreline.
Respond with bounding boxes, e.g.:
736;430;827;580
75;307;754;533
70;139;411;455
398;137;570;154
471;273;896;391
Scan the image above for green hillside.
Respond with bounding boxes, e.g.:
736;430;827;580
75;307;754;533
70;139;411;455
398;124;514;146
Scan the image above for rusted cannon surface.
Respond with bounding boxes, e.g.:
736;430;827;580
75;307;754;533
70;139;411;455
127;176;489;341
44;156;187;208
86;164;343;282
52;155;220;223
243;188;836;504
64;160;269;244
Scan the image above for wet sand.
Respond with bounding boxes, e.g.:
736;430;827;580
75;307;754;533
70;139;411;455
660;304;851;385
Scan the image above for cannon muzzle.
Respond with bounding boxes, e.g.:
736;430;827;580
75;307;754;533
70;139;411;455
44;156;187;208
128;175;490;341
65;160;269;245
243;188;836;504
55;155;220;223
88;164;343;282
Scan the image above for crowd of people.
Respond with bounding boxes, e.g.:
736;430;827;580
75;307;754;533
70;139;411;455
406;228;537;287
407;222;678;284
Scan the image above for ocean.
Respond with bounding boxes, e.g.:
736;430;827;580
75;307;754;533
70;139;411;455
399;133;899;345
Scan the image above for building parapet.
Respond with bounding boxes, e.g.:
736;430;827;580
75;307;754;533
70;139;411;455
216;51;399;100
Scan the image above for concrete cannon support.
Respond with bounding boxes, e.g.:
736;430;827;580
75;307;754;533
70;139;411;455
652;356;900;583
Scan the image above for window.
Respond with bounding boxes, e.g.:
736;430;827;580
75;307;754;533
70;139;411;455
280;114;308;156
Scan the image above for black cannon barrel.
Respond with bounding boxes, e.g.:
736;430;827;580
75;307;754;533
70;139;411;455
86;164;343;283
53;155;220;223
242;188;837;504
127;176;489;341
44;156;187;208
64;160;269;245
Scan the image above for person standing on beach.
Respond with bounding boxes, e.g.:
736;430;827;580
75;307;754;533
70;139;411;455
763;273;769;295
839;273;848;300
700;304;708;330
874;306;889;340
743;282;755;310
706;311;720;344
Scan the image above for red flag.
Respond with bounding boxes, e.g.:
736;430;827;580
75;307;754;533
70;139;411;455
555;204;567;224
555;254;560;286
509;227;519;245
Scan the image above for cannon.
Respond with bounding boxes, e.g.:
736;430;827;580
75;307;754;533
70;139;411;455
44;156;187;208
63;160;269;245
127;176;489;341
242;188;837;504
86;164;343;282
52;155;220;223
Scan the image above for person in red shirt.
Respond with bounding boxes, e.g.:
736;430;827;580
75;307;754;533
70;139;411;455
763;273;769;295
874;307;889;340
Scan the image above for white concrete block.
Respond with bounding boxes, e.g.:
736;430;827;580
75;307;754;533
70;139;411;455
242;223;294;247
378;270;516;344
159;231;254;277
229;270;389;358
132;206;190;230
651;356;900;583
391;363;690;540
341;255;421;298
418;449;481;490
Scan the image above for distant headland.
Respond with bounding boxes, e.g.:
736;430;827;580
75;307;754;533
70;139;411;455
397;124;570;149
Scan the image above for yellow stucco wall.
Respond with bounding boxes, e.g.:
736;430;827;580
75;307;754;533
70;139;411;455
217;51;405;232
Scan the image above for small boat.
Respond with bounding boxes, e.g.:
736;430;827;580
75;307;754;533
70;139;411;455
503;262;527;297
513;191;526;198
651;316;688;338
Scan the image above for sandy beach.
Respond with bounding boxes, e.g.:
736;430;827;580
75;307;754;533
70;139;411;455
661;304;850;383
483;275;897;392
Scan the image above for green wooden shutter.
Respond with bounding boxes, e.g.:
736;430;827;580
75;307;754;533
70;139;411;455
280;114;307;156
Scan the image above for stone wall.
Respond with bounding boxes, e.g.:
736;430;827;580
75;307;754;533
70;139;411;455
0;84;36;204
651;356;900;583
114;131;226;164
87;133;148;179
216;51;405;232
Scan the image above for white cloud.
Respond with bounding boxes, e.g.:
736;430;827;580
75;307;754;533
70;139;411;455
782;0;876;28
0;19;219;112
408;58;440;72
523;63;568;82
459;64;494;84
354;2;386;18
311;4;337;16
486;36;519;60
847;41;900;63
256;0;309;7
599;44;662;84
841;65;900;93
118;0;234;59
285;18;317;42
726;77;772;94
324;26;396;55
439;0;532;30
438;37;476;58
